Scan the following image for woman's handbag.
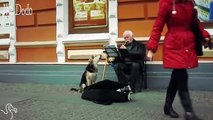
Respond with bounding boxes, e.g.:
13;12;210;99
191;8;210;56
192;21;204;56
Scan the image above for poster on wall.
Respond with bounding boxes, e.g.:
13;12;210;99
72;0;108;28
0;2;10;28
195;0;213;22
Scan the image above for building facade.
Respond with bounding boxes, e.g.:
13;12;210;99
0;0;212;63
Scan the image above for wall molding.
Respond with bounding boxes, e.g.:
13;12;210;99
64;39;108;47
0;50;9;59
67;49;105;60
15;41;57;48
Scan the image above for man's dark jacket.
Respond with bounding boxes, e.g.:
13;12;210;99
114;39;146;68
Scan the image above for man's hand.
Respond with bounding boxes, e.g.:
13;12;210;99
120;45;127;49
147;50;154;61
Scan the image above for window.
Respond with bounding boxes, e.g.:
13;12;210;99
195;0;213;57
56;0;118;62
56;0;118;42
195;0;213;28
69;0;108;33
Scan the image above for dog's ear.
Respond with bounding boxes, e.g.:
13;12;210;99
88;55;94;63
99;54;102;59
88;57;92;62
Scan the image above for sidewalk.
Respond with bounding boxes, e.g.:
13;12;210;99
0;82;213;120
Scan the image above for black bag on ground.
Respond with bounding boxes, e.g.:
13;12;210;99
81;80;130;105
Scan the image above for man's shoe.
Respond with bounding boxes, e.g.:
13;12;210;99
117;85;132;93
127;92;131;101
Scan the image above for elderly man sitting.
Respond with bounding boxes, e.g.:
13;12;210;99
113;30;146;93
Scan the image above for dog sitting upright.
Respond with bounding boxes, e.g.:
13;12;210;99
71;54;102;93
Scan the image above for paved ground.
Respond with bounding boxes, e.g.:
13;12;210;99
0;83;213;120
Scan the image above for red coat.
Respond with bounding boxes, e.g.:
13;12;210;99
147;0;210;69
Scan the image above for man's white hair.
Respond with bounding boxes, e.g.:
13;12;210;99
123;30;133;37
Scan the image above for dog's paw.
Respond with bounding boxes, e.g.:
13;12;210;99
70;88;78;91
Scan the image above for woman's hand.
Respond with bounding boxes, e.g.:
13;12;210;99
204;37;213;50
147;50;154;61
204;38;210;41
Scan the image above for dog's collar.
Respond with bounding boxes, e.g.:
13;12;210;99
87;68;97;73
86;64;97;73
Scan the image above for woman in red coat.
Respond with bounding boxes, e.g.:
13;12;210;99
147;0;211;120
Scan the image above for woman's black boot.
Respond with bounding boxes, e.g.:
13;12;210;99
184;112;202;120
164;103;179;118
164;92;179;118
164;69;179;118
180;92;202;120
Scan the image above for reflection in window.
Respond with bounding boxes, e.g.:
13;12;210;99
195;0;213;22
70;0;108;34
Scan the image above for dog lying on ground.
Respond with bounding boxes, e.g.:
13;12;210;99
70;54;102;93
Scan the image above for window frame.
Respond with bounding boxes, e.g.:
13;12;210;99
69;0;109;34
56;0;118;43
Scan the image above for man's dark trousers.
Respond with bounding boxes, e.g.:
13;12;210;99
114;62;140;93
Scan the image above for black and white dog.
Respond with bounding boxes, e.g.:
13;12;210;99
71;54;102;93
